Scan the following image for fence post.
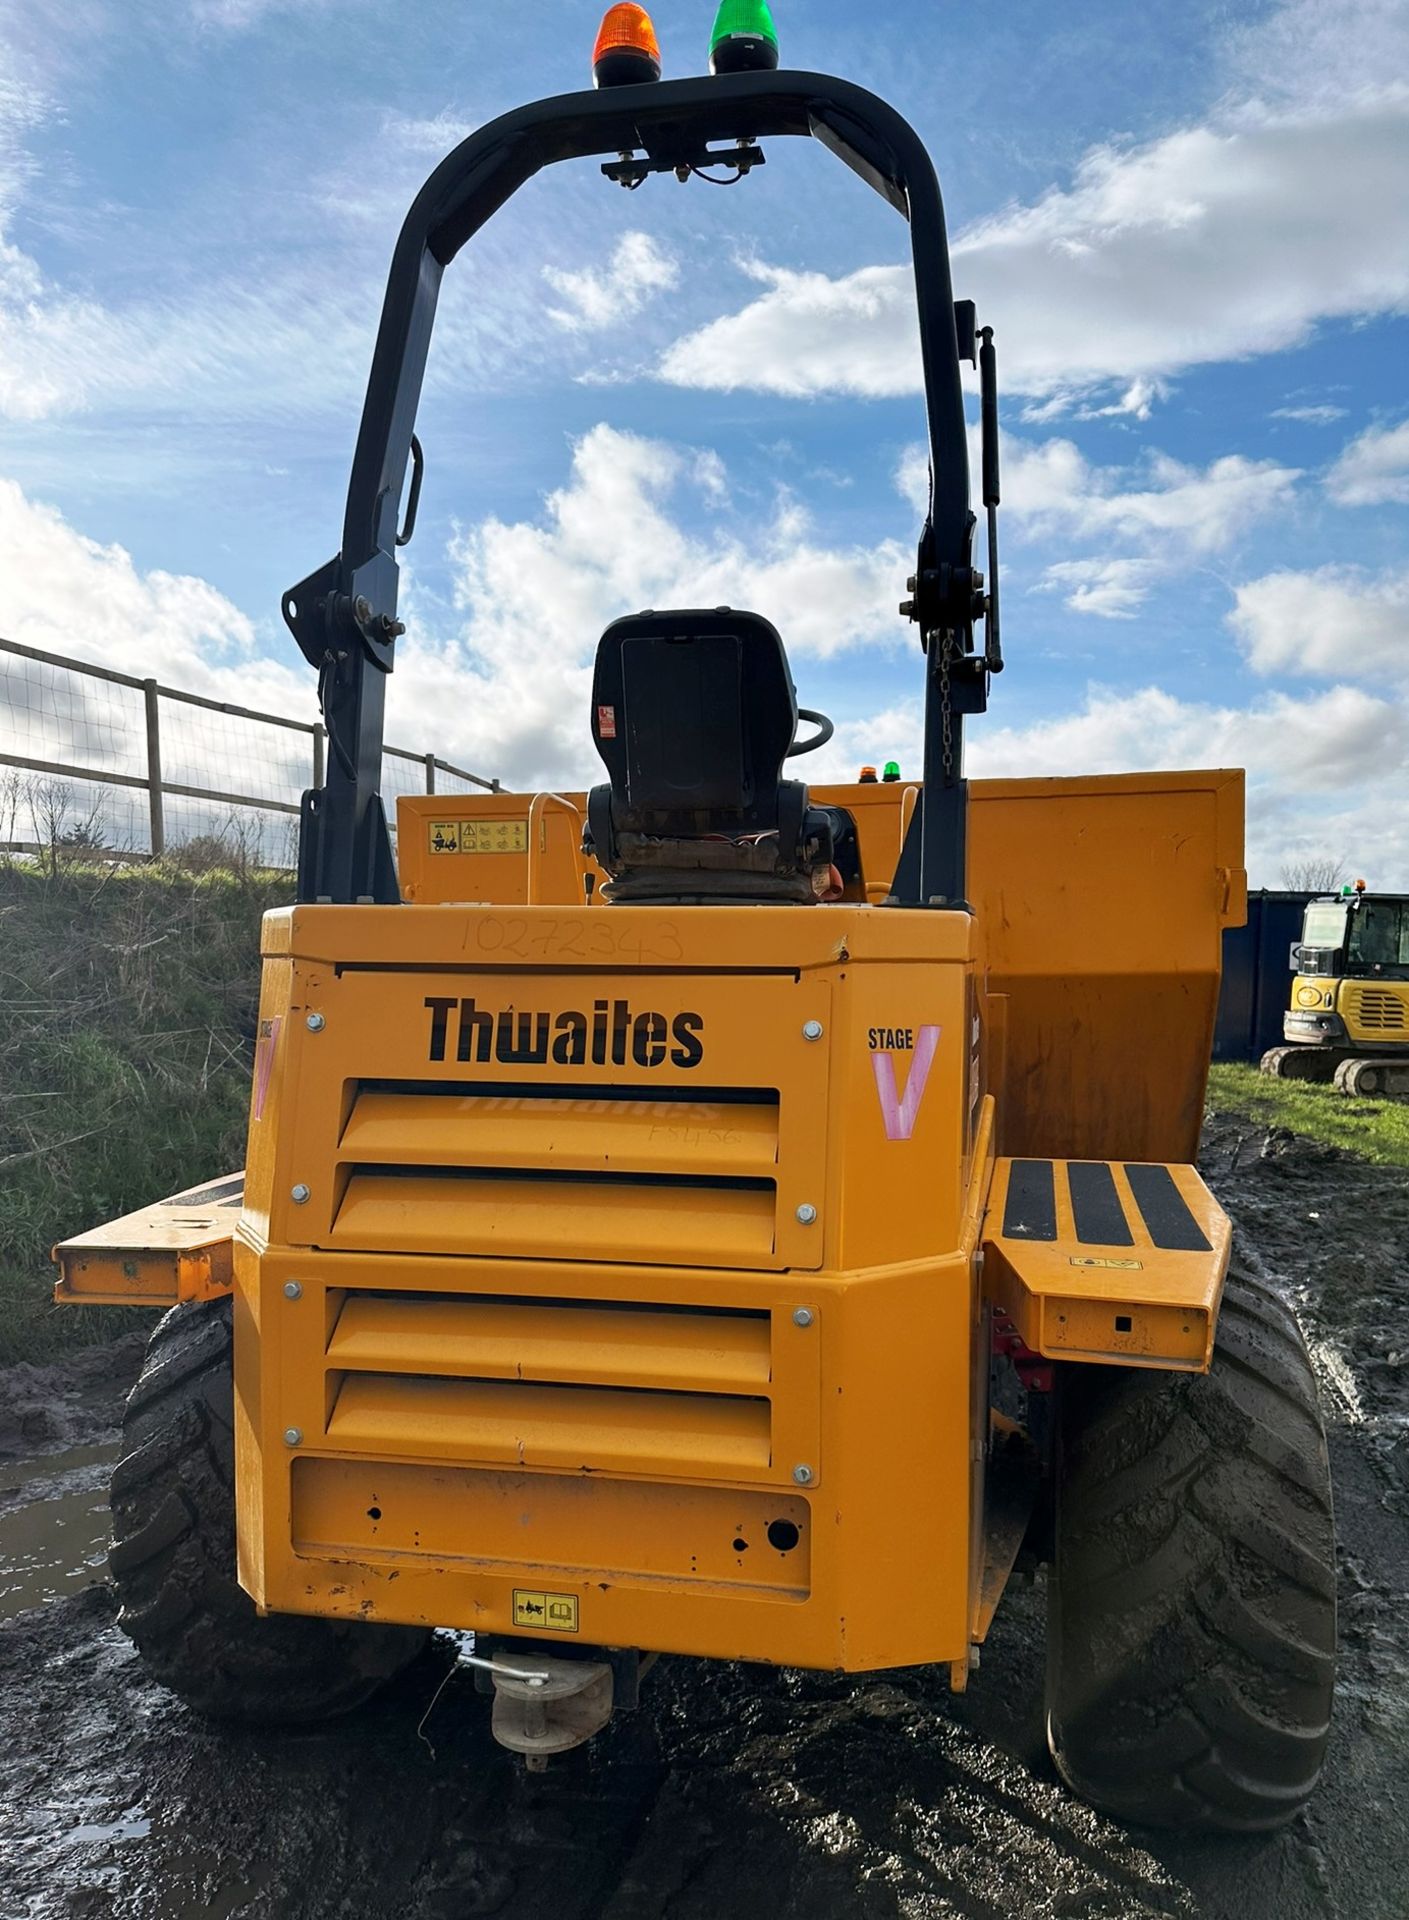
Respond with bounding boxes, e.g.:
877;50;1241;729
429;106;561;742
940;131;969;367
424;752;436;795
142;680;165;857
312;723;326;790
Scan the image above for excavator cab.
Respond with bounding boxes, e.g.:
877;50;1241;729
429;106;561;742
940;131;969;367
1264;887;1409;1092
58;2;1336;1836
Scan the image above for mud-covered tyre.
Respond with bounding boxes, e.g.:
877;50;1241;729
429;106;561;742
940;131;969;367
1046;1264;1336;1831
109;1298;429;1724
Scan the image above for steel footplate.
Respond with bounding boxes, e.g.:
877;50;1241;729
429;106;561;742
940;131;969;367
982;1157;1230;1371
53;1173;243;1307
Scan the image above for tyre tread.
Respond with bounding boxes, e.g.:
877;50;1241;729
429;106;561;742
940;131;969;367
110;1299;428;1725
1046;1265;1336;1832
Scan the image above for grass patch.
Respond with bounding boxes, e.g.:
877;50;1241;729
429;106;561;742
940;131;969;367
1207;1061;1409;1169
0;858;291;1365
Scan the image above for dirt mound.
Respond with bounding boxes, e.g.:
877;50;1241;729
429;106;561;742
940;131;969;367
0;1327;147;1459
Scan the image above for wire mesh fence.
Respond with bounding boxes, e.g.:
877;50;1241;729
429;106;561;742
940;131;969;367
0;636;498;869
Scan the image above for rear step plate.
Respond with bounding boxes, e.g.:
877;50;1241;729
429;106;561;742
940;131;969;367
53;1173;243;1307
983;1157;1229;1370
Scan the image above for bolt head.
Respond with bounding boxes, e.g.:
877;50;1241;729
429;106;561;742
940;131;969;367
792;1307;815;1328
795;1203;817;1226
283;1428;303;1447
305;1012;325;1032
290;1184;311;1206
793;1464;815;1486
802;1020;824;1041
283;1281;303;1300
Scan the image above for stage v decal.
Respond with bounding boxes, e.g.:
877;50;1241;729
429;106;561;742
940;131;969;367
869;1024;941;1141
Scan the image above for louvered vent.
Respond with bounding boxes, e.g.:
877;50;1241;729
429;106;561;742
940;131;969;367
327;1081;783;1269
1348;987;1408;1032
323;1290;774;1480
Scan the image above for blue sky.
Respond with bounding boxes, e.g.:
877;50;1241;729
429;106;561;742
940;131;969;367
0;0;1406;883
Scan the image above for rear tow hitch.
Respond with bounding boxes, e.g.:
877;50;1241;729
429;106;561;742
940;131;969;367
452;1635;650;1769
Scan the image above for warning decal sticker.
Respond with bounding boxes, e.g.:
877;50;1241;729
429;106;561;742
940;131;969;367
427;820;528;855
512;1589;580;1633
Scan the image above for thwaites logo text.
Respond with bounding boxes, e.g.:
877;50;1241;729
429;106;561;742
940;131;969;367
425;996;704;1070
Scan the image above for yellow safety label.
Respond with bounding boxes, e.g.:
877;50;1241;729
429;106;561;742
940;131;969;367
428;820;528;855
1069;1256;1144;1270
512;1589;580;1633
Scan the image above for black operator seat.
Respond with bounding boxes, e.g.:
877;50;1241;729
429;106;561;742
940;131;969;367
586;609;835;905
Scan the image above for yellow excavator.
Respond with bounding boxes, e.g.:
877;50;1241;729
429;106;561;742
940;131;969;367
54;2;1335;1834
1262;884;1409;1094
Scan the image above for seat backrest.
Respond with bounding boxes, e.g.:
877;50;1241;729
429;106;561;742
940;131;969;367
591;609;797;833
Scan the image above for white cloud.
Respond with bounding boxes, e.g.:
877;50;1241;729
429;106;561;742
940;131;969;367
660;260;917;399
1272;404;1348;425
1068;379;1166;424
810;680;1409;886
544;232;679;333
971;683;1406;792
188;0;333;27
1036;559;1165;621
0;428;905;801
660;260;910;399
0;478;259;684
973;682;1409;887
900;432;1299;616
5;457;1406;887
1229;567;1409;683
379;424;910;789
378;110;480;158
1326;417;1409;505
0;49;551;425
1222;0;1409;113
0;51;380;426
657;0;1409;411
0;268;382;422
1026;447;1298;553
0;476;317;817
902;434;1297;549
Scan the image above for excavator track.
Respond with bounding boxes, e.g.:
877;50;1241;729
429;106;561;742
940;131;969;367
1332;1056;1409;1096
1259;1046;1343;1083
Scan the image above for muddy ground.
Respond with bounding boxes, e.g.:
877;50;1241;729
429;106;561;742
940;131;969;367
0;1111;1406;1920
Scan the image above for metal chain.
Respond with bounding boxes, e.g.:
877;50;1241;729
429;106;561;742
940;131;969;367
939;631;954;781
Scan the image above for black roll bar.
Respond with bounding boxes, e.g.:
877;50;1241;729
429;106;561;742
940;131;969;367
285;69;984;907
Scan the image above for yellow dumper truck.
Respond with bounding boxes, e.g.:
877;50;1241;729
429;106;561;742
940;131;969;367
57;4;1334;1834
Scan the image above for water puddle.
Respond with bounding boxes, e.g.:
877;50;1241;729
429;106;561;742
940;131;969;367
62;1805;152;1847
0;1439;118;1621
